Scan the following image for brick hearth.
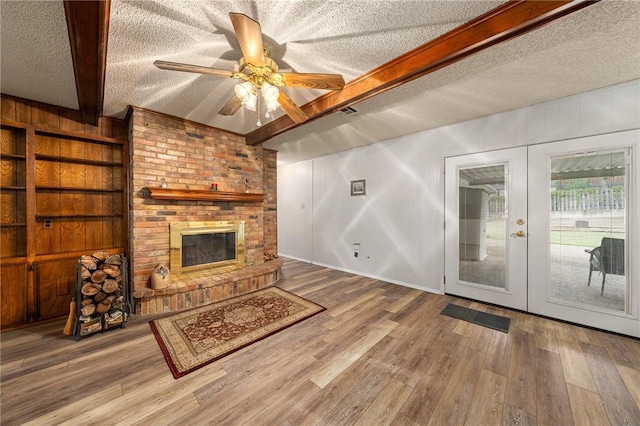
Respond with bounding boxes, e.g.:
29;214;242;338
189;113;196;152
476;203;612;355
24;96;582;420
132;259;282;315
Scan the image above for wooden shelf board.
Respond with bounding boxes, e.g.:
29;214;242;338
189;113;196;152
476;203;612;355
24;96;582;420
0;223;27;227
0;255;27;263
36;186;122;192
34;128;124;145
0;153;26;160
35;154;123;167
145;187;264;203
35;214;123;219
34;248;125;263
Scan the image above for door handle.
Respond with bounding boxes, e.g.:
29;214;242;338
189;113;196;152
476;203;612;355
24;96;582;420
510;230;526;238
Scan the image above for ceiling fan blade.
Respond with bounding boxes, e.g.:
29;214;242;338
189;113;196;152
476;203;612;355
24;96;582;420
218;94;243;116
280;72;345;90
229;13;265;67
154;60;235;78
278;91;308;124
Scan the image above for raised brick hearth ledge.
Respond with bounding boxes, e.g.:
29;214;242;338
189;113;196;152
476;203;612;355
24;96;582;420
132;258;283;315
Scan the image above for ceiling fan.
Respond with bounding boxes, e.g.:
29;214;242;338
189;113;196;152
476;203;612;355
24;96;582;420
154;12;345;126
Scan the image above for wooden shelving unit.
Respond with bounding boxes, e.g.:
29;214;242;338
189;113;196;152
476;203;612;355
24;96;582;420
145;187;264;202
1;96;129;330
0;125;28;327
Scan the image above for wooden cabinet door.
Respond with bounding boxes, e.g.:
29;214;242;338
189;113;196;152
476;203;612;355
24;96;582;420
1;262;28;327
35;258;77;320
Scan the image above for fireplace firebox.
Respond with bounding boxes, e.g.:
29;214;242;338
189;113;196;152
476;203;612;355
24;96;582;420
170;221;244;275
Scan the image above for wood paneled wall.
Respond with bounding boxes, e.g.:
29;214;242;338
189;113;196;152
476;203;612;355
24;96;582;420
0;94;128;330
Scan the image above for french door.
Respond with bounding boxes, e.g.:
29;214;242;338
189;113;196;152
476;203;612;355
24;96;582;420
445;147;528;311
445;131;639;337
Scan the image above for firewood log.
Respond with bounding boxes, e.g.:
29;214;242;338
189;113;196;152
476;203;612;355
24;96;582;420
104;254;122;265
96;299;111;313
80;266;91;279
113;296;124;309
101;265;121;278
81;282;101;296
91;270;107;283
92;250;109;261
80;255;97;270
102;279;119;293
93;292;107;303
81;304;96;316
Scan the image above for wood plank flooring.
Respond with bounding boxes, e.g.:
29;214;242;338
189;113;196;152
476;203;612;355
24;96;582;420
2;258;639;425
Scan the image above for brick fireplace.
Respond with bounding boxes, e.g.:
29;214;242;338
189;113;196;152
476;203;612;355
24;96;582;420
129;107;281;314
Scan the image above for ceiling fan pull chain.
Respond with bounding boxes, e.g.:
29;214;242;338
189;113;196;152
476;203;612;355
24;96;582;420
256;89;262;127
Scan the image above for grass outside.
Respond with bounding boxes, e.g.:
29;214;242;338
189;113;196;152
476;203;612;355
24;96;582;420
549;231;625;247
485;220;624;247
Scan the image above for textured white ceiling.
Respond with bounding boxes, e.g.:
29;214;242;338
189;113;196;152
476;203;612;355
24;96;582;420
265;0;640;163
1;1;639;165
103;0;502;131
0;0;78;110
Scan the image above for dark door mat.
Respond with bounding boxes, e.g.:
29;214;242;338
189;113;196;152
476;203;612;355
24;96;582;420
441;303;510;333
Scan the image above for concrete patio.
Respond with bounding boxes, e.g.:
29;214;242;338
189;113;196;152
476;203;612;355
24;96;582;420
459;233;626;312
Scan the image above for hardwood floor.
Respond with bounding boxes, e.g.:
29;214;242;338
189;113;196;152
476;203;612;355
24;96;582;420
2;258;639;425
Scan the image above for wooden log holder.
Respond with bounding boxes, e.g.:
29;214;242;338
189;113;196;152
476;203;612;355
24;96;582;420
74;252;131;339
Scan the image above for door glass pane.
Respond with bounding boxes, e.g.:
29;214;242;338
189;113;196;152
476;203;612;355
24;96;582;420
549;150;627;312
458;164;506;288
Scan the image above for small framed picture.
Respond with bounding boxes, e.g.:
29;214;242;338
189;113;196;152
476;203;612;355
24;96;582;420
350;179;366;196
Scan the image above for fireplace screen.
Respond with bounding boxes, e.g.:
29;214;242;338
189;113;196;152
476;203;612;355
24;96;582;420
170;221;244;275
182;232;236;267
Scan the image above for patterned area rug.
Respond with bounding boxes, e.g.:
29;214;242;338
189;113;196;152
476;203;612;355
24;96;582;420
149;287;325;378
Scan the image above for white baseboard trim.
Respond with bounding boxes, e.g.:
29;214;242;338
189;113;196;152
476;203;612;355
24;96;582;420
310;261;443;295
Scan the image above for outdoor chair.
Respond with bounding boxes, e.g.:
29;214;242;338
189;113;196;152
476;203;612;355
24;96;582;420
585;237;625;295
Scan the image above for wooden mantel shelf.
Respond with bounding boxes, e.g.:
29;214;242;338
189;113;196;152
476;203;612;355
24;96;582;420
144;187;264;202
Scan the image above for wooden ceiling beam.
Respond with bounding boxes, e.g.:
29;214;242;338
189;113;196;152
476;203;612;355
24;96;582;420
246;0;598;146
64;0;111;126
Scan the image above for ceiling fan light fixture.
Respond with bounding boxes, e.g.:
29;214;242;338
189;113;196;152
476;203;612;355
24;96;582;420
234;81;254;101
261;82;279;103
265;99;280;113
234;81;257;111
245;95;258;112
261;82;280;114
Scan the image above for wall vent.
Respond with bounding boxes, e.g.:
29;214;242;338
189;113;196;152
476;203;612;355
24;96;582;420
186;131;204;139
338;106;357;116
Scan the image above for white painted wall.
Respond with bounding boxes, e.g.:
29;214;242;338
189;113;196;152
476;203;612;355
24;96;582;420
277;159;314;262
277;79;640;292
